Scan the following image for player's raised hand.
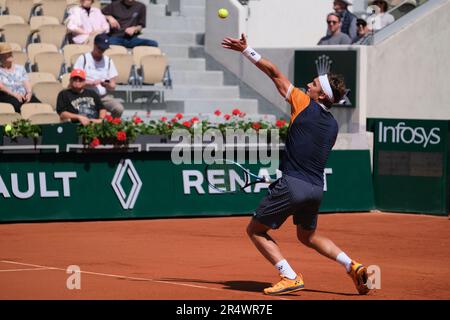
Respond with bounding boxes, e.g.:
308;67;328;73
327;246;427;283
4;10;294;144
221;33;248;52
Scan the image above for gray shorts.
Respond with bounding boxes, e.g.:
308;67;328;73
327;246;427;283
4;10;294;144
253;174;323;230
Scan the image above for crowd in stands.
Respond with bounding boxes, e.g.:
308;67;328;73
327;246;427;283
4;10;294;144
0;0;163;126
318;0;404;46
0;0;422;126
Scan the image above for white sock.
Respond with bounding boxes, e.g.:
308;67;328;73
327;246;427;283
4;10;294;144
336;252;352;272
275;259;297;280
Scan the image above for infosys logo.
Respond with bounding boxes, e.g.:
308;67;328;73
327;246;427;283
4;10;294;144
378;122;441;148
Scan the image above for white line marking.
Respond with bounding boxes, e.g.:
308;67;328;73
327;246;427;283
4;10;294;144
0;260;290;300
0;267;52;272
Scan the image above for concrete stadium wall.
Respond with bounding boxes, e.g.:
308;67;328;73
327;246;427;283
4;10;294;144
365;0;450;120
205;0;332;50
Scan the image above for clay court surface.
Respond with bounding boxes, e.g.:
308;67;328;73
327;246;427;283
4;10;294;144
0;212;449;300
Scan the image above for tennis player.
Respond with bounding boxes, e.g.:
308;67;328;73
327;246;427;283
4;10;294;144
221;34;370;296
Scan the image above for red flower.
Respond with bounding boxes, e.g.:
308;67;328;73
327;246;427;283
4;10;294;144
239;112;246;118
252;122;261;130
112;117;121;125
232;108;241;116
133;116;143;124
90;137;100;148
105;115;113;123
276;119;287;128
214;109;221;116
116;131;127;141
160;116;167;122
183;121;192;128
190;116;199;123
171;118;178;123
224;114;231;121
175;113;183;120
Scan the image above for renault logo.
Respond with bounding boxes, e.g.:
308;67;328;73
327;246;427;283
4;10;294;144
111;159;142;210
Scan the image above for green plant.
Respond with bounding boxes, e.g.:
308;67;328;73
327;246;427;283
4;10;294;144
77;116;141;148
3;119;41;141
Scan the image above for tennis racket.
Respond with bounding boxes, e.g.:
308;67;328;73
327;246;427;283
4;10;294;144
204;159;277;194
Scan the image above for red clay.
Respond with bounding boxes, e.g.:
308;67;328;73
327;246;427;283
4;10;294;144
0;212;449;300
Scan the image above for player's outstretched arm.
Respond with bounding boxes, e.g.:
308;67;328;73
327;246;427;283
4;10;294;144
221;34;291;99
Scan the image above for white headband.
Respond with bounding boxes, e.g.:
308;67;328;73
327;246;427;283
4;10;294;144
318;74;334;103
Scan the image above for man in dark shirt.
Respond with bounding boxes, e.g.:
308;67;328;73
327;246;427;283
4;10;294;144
333;0;357;40
57;69;106;126
102;0;158;48
222;34;371;296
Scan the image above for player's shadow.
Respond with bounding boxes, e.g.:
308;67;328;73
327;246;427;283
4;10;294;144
159;278;269;293
158;278;358;296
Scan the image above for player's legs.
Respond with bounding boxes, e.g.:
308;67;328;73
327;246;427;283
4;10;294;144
247;218;304;295
296;223;370;295
296;226;343;261
249;176;304;295
246;218;283;265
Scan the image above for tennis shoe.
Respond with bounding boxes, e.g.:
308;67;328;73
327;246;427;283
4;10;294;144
348;260;370;295
263;274;304;295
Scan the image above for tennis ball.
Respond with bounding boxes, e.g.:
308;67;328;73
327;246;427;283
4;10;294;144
4;124;12;133
218;8;229;19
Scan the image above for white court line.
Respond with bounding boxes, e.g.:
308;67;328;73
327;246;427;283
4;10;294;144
0;260;291;300
0;267;52;272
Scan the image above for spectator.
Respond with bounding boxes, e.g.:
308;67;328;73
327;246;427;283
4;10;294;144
73;33;124;118
333;0;357;40
0;43;40;113
369;0;395;31
66;0;110;45
102;0;158;48
318;13;352;45
57;68;106;126
353;18;370;43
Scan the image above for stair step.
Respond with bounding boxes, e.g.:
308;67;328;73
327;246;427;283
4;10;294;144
141;30;198;45
168;58;205;71
163;85;239;99
180;5;205;18
160;45;189;58
170;70;223;86
147;3;166;16
147;16;205;32
167;99;258;114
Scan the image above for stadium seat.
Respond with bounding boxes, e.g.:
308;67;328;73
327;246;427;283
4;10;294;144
0;102;22;125
27;43;58;66
32;81;63;109
9;42;22;51
0;0;5;14
27;72;57;88
34;24;67;49
0;15;25;28
60;72;70;88
139;54;168;85
28;112;61;124
108;53;136;85
62;44;91;71
0;23;31;49
104;45;128;57
34;0;69;24
4;0;36;23
132;46;163;65
20;102;54;118
29;15;60;31
12;51;28;68
33;51;64;78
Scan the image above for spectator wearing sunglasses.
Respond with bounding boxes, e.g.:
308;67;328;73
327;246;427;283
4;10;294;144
333;0;357;40
352;18;371;44
318;13;352;45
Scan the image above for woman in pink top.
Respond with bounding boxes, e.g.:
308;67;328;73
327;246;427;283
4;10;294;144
67;0;110;45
